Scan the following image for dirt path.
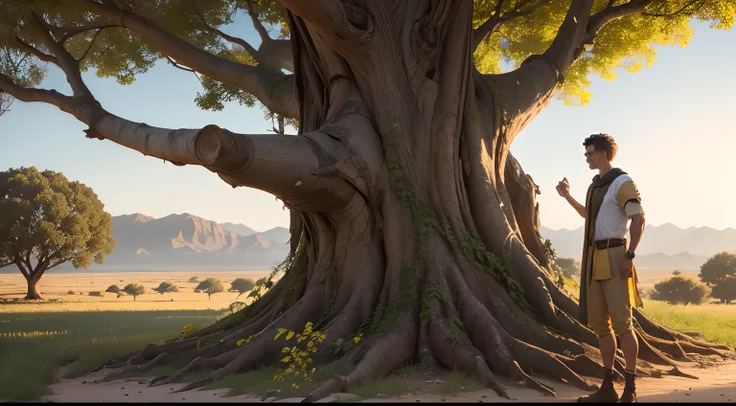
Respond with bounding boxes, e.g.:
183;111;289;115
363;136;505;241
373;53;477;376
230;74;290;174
43;361;736;403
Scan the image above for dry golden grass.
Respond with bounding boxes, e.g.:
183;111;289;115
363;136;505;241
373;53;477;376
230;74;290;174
0;271;278;313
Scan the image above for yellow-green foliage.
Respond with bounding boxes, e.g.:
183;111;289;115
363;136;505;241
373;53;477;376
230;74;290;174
178;323;198;340
271;322;327;389
472;0;735;105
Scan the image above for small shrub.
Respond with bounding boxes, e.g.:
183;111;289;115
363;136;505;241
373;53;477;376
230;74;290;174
228;278;255;299
651;276;710;305
179;323;199;339
270;321;328;389
66;290;75;295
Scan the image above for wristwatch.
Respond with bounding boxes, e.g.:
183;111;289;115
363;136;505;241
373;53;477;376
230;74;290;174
625;250;636;259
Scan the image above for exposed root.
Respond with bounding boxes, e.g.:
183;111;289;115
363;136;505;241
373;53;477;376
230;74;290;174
92;350;142;371
171;376;214;393
508;338;597;391
559;354;622;381
124;352;169;374
635;330;681;367
666;366;699;380
424;289;509;398
304;313;417;402
639;330;691;361
510;360;557;397
149;350;236;387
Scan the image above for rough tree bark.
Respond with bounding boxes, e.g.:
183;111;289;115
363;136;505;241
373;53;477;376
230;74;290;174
2;0;732;401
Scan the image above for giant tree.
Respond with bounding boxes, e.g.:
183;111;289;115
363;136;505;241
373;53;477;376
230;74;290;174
0;167;115;300
0;0;734;400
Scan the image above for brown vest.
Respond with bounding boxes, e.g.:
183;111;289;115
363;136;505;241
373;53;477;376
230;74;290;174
578;168;626;324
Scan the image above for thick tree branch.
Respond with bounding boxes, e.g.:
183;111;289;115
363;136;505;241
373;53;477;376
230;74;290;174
3;60;353;210
80;0;298;118
542;0;595;74
15;260;30;279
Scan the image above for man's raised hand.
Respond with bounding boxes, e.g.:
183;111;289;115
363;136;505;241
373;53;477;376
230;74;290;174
556;177;570;197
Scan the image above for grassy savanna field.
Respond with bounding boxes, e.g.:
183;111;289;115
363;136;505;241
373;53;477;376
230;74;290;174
0;269;734;401
0;271;276;312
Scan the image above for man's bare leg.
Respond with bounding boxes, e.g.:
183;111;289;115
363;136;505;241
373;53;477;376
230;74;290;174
600;333;618;369
617;329;639;403
619;329;639;373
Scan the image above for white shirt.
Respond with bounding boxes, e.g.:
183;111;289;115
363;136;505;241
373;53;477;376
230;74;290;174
594;174;644;240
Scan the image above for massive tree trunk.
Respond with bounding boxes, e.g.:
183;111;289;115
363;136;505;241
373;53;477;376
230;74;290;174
3;0;731;401
25;277;42;300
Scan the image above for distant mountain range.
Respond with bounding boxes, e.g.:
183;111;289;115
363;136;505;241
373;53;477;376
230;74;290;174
1;211;731;273
540;223;736;270
37;213;292;272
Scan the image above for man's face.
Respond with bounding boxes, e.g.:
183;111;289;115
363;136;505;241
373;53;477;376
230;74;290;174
584;145;606;170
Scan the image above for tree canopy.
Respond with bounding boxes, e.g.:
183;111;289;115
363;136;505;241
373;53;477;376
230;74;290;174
0;166;115;299
105;284;122;298
122;282;145;301
700;251;736;303
153;281;179;295
195;277;224;299
651;275;710;305
228;277;255;298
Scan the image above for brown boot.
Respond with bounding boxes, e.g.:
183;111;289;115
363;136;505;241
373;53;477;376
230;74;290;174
578;369;619;403
617;370;637;403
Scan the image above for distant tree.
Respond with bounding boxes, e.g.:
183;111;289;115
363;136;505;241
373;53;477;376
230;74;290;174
672;270;682;276
153;282;179;295
699;251;736;304
651;276;710;305
105;284;122;298
0;167;115;300
195;278;224;300
229;278;255;299
122;283;145;302
555;257;580;277
710;276;736;305
255;277;268;287
188;276;200;283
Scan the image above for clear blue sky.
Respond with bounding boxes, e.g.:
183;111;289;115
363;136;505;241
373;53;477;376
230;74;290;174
1;20;734;232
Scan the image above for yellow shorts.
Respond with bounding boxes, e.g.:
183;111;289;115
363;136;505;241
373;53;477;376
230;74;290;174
587;245;635;338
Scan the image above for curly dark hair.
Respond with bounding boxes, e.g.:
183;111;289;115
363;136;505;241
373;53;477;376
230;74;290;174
583;133;618;161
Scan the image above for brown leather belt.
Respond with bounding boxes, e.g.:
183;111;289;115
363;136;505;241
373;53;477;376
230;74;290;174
593;238;627;250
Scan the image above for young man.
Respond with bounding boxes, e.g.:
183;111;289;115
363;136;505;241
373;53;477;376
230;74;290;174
556;133;646;403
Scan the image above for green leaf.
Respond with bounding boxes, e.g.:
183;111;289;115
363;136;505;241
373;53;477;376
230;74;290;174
274;328;287;340
286;331;295;340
